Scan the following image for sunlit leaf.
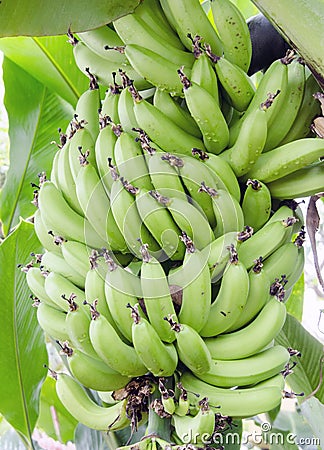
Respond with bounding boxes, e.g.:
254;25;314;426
0;57;73;235
0;220;48;445
0;0;140;38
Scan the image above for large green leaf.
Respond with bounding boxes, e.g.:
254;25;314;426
0;57;73;235
275;313;324;403
251;0;324;89
300;397;324;445
37;376;78;444
0;36;89;106
0;0;140;37
0;220;48;447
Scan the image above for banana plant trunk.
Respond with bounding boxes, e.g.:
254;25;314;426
251;0;324;90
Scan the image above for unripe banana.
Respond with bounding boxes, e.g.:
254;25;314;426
38;181;107;249
206;231;241;283
60;240;91;279
44;271;85;312
117;86;139;136
101;79;122;124
67;347;130;391
55;372;130;430
200;245;249;337
130;305;178;377
135;189;185;260
140;245;177;343
77;25;127;63
113;14;194;67
173;398;215;444
132;90;206;155
242;179;272;232
89;304;147;376
210;0;252;72
204;297;287;360
243;138;324;183
84;267;116;324
196;344;289;388
33;209;62;254
26;267;58;308
114;132;154;190
41;251;85;289
69;127;96;181
220;106;267;177
168;234;211;332
181;371;285;418
153;89;202;138
191;43;219;102
36;302;69;341
166;318;211;375
237;217;296;269
226;258;271;332
211;52;256;112
95;120;118;195
267;163;324;199
147;153;187;198
159;0;223;54
178;70;229;154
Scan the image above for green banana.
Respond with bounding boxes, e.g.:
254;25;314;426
117;84;139;136
40;251;85;289
178;69;229;154
132;90;206;155
168;234;211;332
140;244;177;343
192;344;288;388
191;41;219;102
65;297;99;359
88;303;147;376
36;302;69;341
204;296;287;360
134;0;185;50
279;69;321;145
124;44;188;96
104;255;143;343
263;57;306;151
210;0;252;72
67;347;130;391
159;0;223;54
135;189;185;260
229;57;288;146
106;207;129;253
55;372;130;430
130;305;178;377
33;209;62;254
72;38;151;91
60;240;91;279
226;258;271;332
84;266;116;323
75;158;111;243
181;371;285;418
173;398;215;444
110;178;160;258
192;150;241;202
237;217;296;269
44;271;85;312
220;105;267;177
166;318;211;375
55;140;84;216
78;25;127;63
267;163;324;199
113;13;194;67
242;179;272;231
200;245;249;337
26;267;58;308
38;181;107;249
206;48;255;112
114;131;154;190
101;78;122;123
206;231;241;283
147;153;187;198
207;186;245;238
153;89;202;138
174;383;190;417
68;126;96;181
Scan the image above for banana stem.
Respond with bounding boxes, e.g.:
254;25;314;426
146;383;172;441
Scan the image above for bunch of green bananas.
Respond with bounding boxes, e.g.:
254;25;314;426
24;0;324;446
